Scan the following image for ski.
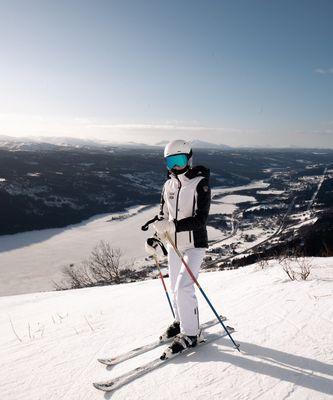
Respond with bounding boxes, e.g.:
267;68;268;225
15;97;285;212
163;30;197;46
97;315;226;366
93;326;235;392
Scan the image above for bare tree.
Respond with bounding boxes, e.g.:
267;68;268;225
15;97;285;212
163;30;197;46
61;263;95;289
256;253;269;270
55;241;127;289
296;257;312;280
282;260;297;281
88;241;122;284
280;248;312;281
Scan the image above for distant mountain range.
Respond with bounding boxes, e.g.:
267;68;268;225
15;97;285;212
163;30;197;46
1;135;330;151
0;135;104;151
0;135;154;151
155;140;233;149
0;135;234;151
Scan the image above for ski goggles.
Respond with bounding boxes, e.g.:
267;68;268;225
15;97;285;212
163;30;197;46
165;154;188;170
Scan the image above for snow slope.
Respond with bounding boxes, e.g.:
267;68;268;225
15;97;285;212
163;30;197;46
0;257;332;399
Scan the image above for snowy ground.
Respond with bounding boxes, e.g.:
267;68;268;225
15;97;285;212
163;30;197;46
217;194;257;204
212;180;269;196
0;257;332;400
210;194;256;215
256;190;285;195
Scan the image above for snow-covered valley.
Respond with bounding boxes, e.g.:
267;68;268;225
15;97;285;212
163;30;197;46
0;181;268;296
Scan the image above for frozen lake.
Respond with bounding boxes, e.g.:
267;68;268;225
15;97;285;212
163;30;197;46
0;180;267;296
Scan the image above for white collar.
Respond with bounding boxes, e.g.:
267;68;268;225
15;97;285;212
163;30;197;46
170;171;188;183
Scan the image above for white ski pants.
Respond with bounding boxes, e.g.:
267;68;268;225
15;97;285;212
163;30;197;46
167;245;206;336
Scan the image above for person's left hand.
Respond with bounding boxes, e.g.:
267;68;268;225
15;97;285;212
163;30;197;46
145;238;158;256
153;219;176;238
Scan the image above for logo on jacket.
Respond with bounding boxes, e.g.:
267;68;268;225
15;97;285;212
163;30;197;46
169;192;175;200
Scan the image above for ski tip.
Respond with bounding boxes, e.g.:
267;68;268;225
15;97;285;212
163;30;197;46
159;333;168;342
97;358;115;366
93;381;114;392
93;382;104;391
160;346;173;360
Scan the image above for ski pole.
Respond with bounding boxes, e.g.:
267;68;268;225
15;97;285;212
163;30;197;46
165;232;240;352
152;255;175;319
146;236;174;318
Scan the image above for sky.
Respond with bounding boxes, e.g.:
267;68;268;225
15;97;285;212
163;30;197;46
0;0;332;148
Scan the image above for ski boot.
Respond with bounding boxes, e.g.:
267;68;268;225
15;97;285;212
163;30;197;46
159;321;180;341
160;333;199;360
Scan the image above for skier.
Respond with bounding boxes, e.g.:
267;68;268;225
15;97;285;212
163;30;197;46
146;139;211;354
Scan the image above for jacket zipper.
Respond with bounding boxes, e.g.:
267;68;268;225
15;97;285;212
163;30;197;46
189;195;196;243
175;177;182;248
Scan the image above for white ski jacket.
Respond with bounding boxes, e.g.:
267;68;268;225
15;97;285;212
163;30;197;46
159;166;211;250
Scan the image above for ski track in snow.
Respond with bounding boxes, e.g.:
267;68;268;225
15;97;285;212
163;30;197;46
0;258;332;399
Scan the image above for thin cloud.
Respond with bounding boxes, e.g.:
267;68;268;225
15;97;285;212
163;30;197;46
87;122;247;135
296;129;333;136
88;123;209;131
314;68;333;75
0;113;254;141
0;113;253;134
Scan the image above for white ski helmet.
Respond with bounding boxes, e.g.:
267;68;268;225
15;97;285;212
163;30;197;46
164;139;192;159
163;140;193;173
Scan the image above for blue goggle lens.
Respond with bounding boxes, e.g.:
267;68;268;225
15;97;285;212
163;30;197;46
165;154;188;170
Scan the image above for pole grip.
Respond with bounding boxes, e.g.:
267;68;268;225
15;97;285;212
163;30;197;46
141;215;161;231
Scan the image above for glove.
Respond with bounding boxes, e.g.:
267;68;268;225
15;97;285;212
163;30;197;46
145;238;158;256
152;219;176;238
145;237;168;257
